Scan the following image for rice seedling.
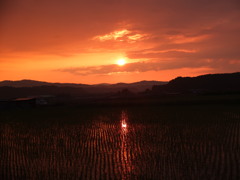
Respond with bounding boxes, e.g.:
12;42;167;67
0;105;239;179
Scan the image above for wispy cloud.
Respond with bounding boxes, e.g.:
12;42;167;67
93;29;148;44
1;0;240;82
57;56;240;76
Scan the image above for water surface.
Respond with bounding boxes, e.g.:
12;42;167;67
0;105;240;179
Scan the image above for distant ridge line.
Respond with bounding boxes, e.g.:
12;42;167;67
0;79;166;88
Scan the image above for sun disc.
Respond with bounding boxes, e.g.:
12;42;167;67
117;59;126;66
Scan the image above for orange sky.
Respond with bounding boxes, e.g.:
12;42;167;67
0;0;240;84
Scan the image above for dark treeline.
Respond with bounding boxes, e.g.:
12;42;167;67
152;72;240;94
1;72;240;100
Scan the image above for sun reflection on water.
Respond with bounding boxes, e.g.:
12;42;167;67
122;122;127;128
121;111;128;136
120;110;132;178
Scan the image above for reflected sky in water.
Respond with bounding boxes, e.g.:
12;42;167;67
1;106;239;179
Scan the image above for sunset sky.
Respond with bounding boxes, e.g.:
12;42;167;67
1;0;240;84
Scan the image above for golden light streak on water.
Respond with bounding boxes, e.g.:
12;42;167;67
120;111;133;179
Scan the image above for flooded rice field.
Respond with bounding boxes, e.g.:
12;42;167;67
0;105;240;179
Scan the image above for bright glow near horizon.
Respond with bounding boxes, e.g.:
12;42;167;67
0;0;239;84
117;59;126;66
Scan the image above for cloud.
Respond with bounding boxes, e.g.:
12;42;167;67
94;29;130;41
93;29;148;44
1;0;240;75
1;0;239;52
57;57;240;76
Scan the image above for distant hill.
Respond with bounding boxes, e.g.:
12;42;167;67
0;80;91;88
91;81;166;93
0;80;166;100
0;86;89;100
0;80;165;89
152;72;240;94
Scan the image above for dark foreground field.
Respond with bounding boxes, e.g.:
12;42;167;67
0;104;240;179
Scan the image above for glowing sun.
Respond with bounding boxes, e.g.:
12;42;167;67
116;58;126;66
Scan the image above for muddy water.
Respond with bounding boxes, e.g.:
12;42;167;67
0;106;240;179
